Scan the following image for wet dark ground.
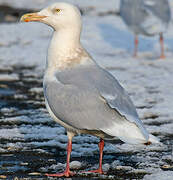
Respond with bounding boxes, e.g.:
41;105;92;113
0;66;173;180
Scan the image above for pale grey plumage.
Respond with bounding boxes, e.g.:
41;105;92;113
44;63;149;143
120;0;171;36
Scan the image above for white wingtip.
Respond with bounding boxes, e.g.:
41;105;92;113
148;134;161;145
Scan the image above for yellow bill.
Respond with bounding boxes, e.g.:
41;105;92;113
20;13;47;22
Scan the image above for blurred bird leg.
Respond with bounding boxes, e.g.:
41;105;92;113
159;33;166;59
133;35;138;57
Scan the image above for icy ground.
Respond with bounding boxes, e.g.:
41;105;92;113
0;0;173;179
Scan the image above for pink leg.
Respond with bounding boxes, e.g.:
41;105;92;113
83;138;105;174
159;33;165;59
45;138;74;177
133;35;138;57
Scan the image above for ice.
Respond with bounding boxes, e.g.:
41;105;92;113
0;107;17;114
144;171;173;180
48;163;65;171
0;128;23;139
29;87;43;94
0;73;19;81
102;163;110;172
111;160;122;169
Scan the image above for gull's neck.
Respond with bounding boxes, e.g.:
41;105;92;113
47;28;91;71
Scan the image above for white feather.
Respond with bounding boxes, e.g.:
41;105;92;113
101;120;148;144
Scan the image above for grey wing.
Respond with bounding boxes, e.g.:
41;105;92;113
44;76;117;130
120;0;149;34
142;0;171;23
89;66;148;139
139;0;171;35
44;65;149;143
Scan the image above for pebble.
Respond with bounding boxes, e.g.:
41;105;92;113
0;175;7;179
70;161;82;170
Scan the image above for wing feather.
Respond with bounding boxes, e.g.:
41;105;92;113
142;0;171;23
44;65;149;142
140;0;171;35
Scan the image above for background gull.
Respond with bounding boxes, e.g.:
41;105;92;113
120;0;171;58
21;2;159;178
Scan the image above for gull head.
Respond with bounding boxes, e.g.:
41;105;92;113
20;2;82;31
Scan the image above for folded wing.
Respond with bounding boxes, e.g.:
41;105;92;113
44;64;149;144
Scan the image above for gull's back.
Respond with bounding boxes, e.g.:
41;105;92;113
120;0;171;36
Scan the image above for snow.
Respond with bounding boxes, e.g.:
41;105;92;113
144;171;173;180
29;87;43;94
0;0;173;179
0;73;19;81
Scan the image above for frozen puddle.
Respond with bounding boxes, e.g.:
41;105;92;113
0;66;172;179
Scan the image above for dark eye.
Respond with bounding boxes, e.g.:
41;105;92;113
55;9;61;13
